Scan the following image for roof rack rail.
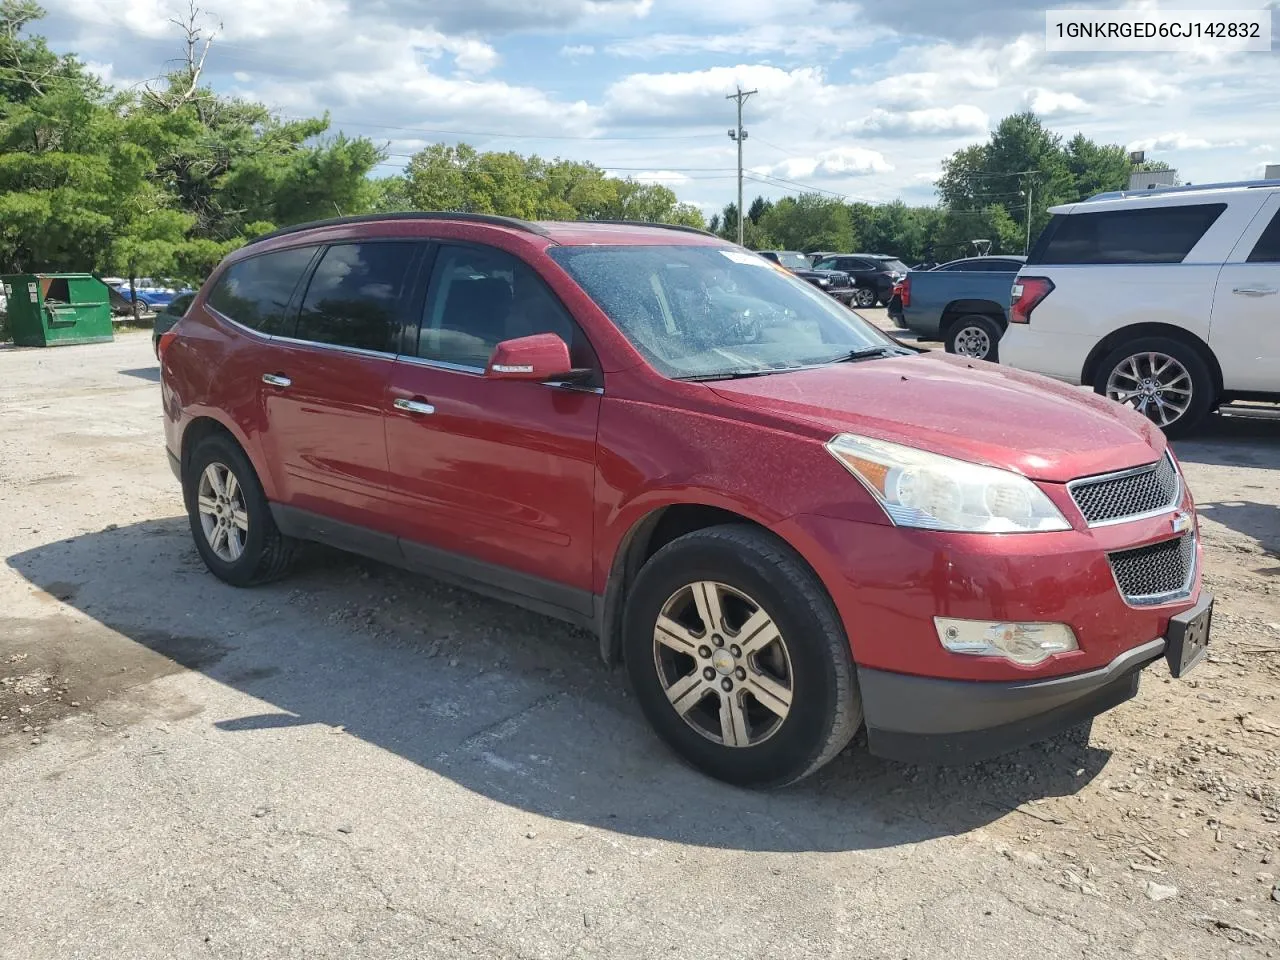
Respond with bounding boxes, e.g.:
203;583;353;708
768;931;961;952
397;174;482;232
1085;178;1280;202
245;211;551;246
571;219;720;238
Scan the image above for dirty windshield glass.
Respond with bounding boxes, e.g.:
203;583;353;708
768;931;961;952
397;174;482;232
548;245;894;379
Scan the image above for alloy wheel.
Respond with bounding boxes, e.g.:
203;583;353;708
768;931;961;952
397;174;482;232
196;461;249;562
652;580;794;748
854;287;876;308
1105;352;1193;428
952;325;992;359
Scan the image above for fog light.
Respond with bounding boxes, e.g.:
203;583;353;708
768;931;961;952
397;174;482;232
934;618;1078;666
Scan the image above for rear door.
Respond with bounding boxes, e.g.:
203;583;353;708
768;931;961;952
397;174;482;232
1211;195;1280;392
384;242;603;616
261;240;425;533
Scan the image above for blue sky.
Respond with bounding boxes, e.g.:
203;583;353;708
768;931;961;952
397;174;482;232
36;0;1280;216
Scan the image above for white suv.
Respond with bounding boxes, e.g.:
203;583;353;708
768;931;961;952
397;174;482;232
1001;180;1280;436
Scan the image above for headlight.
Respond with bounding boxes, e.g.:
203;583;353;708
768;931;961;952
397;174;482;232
817;277;830;286
825;434;1071;533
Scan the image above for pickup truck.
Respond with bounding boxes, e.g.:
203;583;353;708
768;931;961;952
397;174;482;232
889;256;1026;361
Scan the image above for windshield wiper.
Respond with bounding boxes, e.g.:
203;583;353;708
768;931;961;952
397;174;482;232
677;369;782;381
826;345;911;363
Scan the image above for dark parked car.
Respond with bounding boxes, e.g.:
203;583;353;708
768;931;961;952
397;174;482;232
159;212;1211;788
757;250;855;305
810;255;908;308
152;292;195;358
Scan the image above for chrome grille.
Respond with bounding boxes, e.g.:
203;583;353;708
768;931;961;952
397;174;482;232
1069;453;1180;526
1108;534;1196;605
829;273;851;288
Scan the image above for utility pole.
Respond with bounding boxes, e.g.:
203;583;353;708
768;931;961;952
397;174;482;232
1024;174;1034;255
726;86;757;246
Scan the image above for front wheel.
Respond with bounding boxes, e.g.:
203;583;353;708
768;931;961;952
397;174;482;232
945;314;1002;361
852;286;876;308
623;525;861;788
1093;337;1214;438
184;432;296;586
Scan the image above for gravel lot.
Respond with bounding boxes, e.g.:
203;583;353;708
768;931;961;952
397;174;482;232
2;331;1279;960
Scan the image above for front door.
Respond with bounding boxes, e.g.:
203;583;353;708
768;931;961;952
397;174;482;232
261;240;425;533
384;242;602;616
1211;197;1280;393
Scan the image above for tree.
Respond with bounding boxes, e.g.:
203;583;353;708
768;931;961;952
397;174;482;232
758;194;853;252
937;112;1134;255
747;195;772;224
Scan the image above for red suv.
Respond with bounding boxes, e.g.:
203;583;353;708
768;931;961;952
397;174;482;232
160;213;1212;787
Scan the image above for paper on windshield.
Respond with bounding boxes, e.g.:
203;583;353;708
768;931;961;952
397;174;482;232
719;250;772;267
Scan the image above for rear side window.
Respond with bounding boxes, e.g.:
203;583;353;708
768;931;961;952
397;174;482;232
1029;204;1226;265
206;247;316;334
1247;209;1280;262
295;242;420;352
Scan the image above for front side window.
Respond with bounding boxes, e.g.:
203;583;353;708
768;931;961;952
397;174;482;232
295;242;419;352
1247;209;1280;263
1030;203;1227;265
549;244;895;380
206;246;316;334
417;244;593;371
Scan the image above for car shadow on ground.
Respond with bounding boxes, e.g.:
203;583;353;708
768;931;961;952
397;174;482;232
118;366;160;382
7;518;1112;854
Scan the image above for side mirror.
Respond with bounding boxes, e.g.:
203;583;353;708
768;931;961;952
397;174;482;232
485;333;574;382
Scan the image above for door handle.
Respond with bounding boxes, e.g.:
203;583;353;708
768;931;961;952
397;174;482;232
1232;286;1278;297
393;398;436;415
262;373;292;388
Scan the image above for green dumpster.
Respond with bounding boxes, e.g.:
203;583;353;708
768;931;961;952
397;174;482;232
0;273;114;347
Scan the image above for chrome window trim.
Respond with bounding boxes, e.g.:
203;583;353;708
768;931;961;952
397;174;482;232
396;355;485;375
1066;451;1183;528
1109;533;1198;608
272;334;397;360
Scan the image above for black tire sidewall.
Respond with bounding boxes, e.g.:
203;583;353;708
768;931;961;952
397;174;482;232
623;532;849;787
184;434;274;586
945;314;1002;362
854;286;875;307
1093;337;1214;438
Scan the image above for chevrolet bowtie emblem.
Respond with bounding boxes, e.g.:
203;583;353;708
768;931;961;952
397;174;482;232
1172;511;1192;534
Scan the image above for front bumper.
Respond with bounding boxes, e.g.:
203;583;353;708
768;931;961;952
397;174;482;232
859;636;1167;763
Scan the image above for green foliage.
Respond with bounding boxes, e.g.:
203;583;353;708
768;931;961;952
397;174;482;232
759;194;854;252
382;142;706;229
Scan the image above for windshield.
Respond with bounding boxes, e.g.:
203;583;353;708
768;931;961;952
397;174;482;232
773;252;812;271
548;245;895;379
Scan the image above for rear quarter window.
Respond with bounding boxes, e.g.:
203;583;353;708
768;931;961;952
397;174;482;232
1028;203;1227;265
205;246;317;334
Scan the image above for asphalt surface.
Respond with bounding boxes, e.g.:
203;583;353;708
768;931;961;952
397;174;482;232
2;332;1279;959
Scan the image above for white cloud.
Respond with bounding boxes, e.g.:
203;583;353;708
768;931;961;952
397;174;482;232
848;105;989;138
1025;89;1089;117
560;44;595;56
1251;144;1276;156
603;64;828;126
756;147;893;180
1127;133;1218;152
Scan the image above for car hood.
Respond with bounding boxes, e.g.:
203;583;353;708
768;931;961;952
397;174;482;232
709;353;1166;483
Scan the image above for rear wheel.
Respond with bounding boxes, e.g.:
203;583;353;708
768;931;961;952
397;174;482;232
1093;337;1214;438
945;314;1002;361
623;525;860;788
184;432;296;586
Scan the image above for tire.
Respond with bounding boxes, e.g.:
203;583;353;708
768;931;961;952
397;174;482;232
623;525;861;788
852;286;876;308
184;432;296;586
944;314;1002;362
1092;336;1215;439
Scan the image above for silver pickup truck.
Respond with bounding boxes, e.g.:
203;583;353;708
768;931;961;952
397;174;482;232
888;256;1026;361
